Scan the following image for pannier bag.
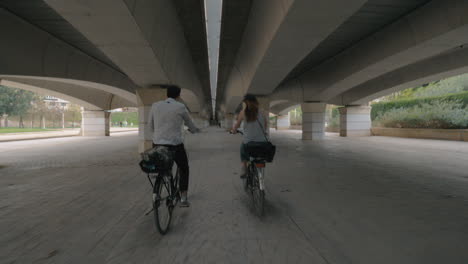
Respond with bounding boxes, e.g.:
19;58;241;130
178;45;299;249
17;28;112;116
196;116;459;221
245;141;276;162
139;146;175;173
252;118;276;162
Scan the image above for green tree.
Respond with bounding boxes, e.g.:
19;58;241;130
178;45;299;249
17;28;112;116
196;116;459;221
378;73;468;102
0;86;35;127
28;95;48;128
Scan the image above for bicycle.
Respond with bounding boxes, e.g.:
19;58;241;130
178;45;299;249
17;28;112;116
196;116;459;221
231;130;267;216
140;147;180;235
245;155;267;216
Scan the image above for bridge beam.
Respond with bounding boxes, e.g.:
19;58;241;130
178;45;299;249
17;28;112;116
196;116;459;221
221;0;366;113
45;0;209;113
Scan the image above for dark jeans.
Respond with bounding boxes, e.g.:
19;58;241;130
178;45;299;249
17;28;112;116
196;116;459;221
240;143;249;162
153;143;189;192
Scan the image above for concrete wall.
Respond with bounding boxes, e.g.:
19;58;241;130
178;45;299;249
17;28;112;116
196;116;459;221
371;128;468;142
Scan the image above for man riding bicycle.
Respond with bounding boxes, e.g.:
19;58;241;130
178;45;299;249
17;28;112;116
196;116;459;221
148;85;200;207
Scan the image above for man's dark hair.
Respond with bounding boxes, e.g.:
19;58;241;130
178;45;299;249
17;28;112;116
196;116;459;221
163;84;181;99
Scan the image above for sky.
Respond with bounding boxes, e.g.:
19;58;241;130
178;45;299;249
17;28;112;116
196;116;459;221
204;0;223;116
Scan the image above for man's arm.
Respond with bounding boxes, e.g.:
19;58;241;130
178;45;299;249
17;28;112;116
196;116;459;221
181;108;200;133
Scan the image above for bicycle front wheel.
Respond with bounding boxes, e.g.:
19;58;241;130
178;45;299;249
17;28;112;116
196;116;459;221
153;175;173;234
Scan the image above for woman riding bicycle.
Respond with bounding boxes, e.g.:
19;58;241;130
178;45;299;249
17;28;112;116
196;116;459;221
231;94;269;178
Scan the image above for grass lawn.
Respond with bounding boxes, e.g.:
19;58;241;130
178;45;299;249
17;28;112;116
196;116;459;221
0;128;59;133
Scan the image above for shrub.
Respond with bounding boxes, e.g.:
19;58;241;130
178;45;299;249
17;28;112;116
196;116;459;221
327;107;340;129
371;91;468;121
373;99;468;129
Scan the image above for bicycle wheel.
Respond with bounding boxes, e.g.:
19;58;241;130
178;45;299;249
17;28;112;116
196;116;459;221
251;166;265;216
243;165;251;192
153;174;173;234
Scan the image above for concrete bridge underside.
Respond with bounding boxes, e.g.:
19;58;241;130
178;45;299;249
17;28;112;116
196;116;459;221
0;0;212;141
216;0;468;140
2;0;468;141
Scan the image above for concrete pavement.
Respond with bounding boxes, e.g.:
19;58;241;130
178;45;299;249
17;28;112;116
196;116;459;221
1;128;468;263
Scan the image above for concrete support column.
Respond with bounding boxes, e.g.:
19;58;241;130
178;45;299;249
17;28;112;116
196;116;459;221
61;112;65;129
41;115;46;129
339;105;371;137
301;102;326;140
224;113;235;130
276;113;290;130
80;110;110;136
256;96;270;113
191;113;209;129
256;96;270;131
136;87;166;153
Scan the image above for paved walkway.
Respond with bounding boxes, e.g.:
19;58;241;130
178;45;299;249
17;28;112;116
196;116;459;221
0;127;138;142
1;128;467;263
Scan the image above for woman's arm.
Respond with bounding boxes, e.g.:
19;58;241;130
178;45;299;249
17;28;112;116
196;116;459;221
231;110;245;133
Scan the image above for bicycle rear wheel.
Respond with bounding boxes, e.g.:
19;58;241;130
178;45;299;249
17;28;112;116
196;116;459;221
251;166;265;216
153;175;173;234
243;165;252;192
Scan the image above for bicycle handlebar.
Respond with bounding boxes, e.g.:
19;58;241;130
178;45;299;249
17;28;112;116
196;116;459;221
229;129;243;135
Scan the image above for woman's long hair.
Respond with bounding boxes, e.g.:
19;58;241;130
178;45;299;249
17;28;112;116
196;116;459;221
244;94;259;122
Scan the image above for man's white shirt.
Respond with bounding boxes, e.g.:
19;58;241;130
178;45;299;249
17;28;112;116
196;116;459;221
148;98;199;145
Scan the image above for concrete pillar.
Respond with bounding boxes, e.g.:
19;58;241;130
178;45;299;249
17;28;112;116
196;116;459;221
136;87;166;153
256;96;270;113
276;113;290;130
256;96;270;131
224;113;235;129
41;115;46;129
191;113;209;129
339;105;371;137
301;102;326;140
80;110;110;136
61;112;65;129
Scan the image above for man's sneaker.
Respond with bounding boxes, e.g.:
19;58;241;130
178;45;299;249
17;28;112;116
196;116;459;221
179;196;190;207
